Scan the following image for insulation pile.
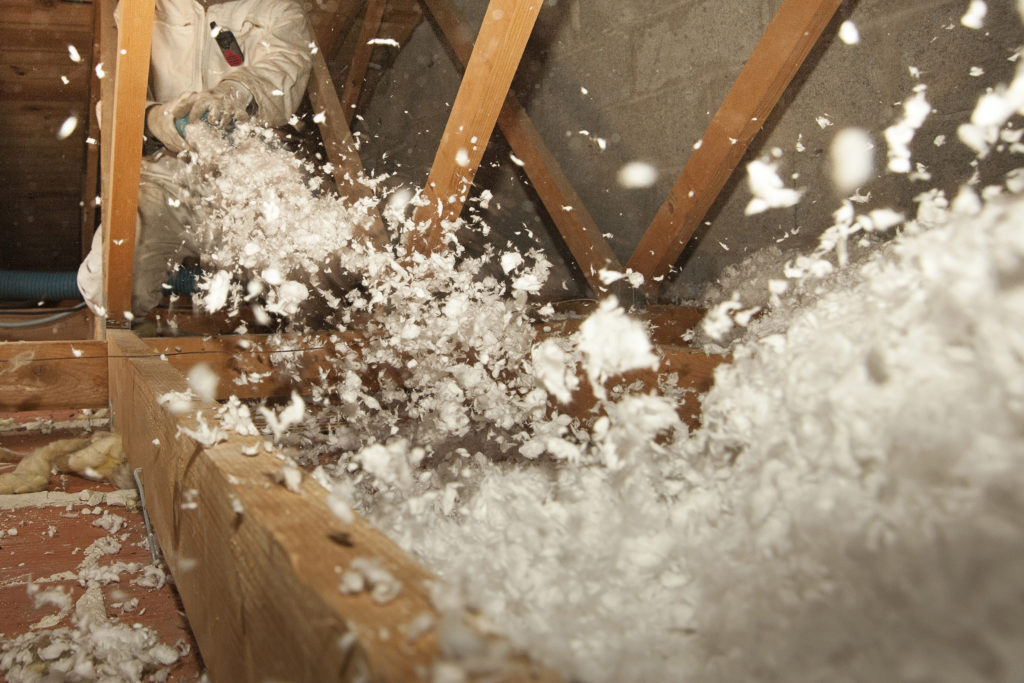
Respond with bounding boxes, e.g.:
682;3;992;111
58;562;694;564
83;5;1024;679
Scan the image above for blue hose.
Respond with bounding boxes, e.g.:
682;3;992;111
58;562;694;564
0;269;200;302
0;270;81;301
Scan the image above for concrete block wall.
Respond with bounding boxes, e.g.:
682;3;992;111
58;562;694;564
351;0;1023;301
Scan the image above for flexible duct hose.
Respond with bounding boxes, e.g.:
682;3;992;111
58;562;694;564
0;269;200;302
0;270;81;301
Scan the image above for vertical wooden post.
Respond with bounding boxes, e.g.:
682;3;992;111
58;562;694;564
80;0;102;261
341;0;388;126
625;0;841;293
408;0;542;254
101;0;155;324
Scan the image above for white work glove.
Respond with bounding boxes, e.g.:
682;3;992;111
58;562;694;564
187;80;255;129
145;91;196;154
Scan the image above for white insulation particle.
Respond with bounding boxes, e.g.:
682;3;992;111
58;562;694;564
616;160;659;188
961;0;988;28
67;44;82;63
830;127;875;193
186;363;219;403
57;115;78;140
885;88;931;173
745;159;804;214
838;20;860;45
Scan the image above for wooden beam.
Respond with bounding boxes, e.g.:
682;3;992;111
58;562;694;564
0;307;95;343
0;334;337;412
557;343;725;431
80;0;102;261
107;330;554;681
0;341;108;412
534;304;706;347
340;0;388;126
420;0;622;296
626;0;842;292
307;26;391;251
101;0;155;324
93;0;117;340
408;0;543;254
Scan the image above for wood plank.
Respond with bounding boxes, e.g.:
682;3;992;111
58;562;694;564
0;341;108;412
556;343;725;431
408;0;543;254
0;199;84;271
340;0;387;126
0;50;90;100
0;26;93;53
534;304;706;347
0;101;89;144
421;0;622;296
95;0;116;340
101;0;154;323
0;0;94;27
0;307;95;343
140;333;337;401
81;0;102;260
626;0;841;292
0;334;341;411
307;26;391;250
106;330;554;682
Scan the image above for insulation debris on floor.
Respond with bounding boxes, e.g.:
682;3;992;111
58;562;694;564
0;418;202;682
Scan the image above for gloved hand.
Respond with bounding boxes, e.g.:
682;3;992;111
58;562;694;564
145;91;196;154
187;80;255;129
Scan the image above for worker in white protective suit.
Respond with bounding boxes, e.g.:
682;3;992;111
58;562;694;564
77;0;312;319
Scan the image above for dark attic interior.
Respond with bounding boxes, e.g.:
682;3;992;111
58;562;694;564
1;0;1023;681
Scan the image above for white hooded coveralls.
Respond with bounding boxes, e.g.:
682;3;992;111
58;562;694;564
78;0;312;317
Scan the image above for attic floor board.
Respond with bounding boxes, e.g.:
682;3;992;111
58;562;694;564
0;427;203;681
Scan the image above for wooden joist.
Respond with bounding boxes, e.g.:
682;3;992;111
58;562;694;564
420;0;622;297
1;304;713;411
0;341;108;413
626;0;842;291
408;0;543;254
0;334;334;412
340;0;388;126
107;330;554;681
101;0;155;324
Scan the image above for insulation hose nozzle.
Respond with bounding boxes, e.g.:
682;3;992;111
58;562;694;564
174;112;209;139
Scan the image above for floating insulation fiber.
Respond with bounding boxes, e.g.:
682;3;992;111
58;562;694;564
162;130;1024;680
72;10;1024;678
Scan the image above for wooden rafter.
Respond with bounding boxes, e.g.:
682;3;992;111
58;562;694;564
626;0;842;292
308;27;392;250
101;0;155;324
420;0;622;296
340;0;388;126
407;0;543;254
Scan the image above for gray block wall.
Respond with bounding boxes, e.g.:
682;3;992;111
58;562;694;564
348;0;1023;302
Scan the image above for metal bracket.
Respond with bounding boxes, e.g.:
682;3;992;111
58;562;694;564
132;467;161;566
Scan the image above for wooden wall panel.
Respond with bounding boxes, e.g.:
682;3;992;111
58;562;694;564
0;0;94;275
